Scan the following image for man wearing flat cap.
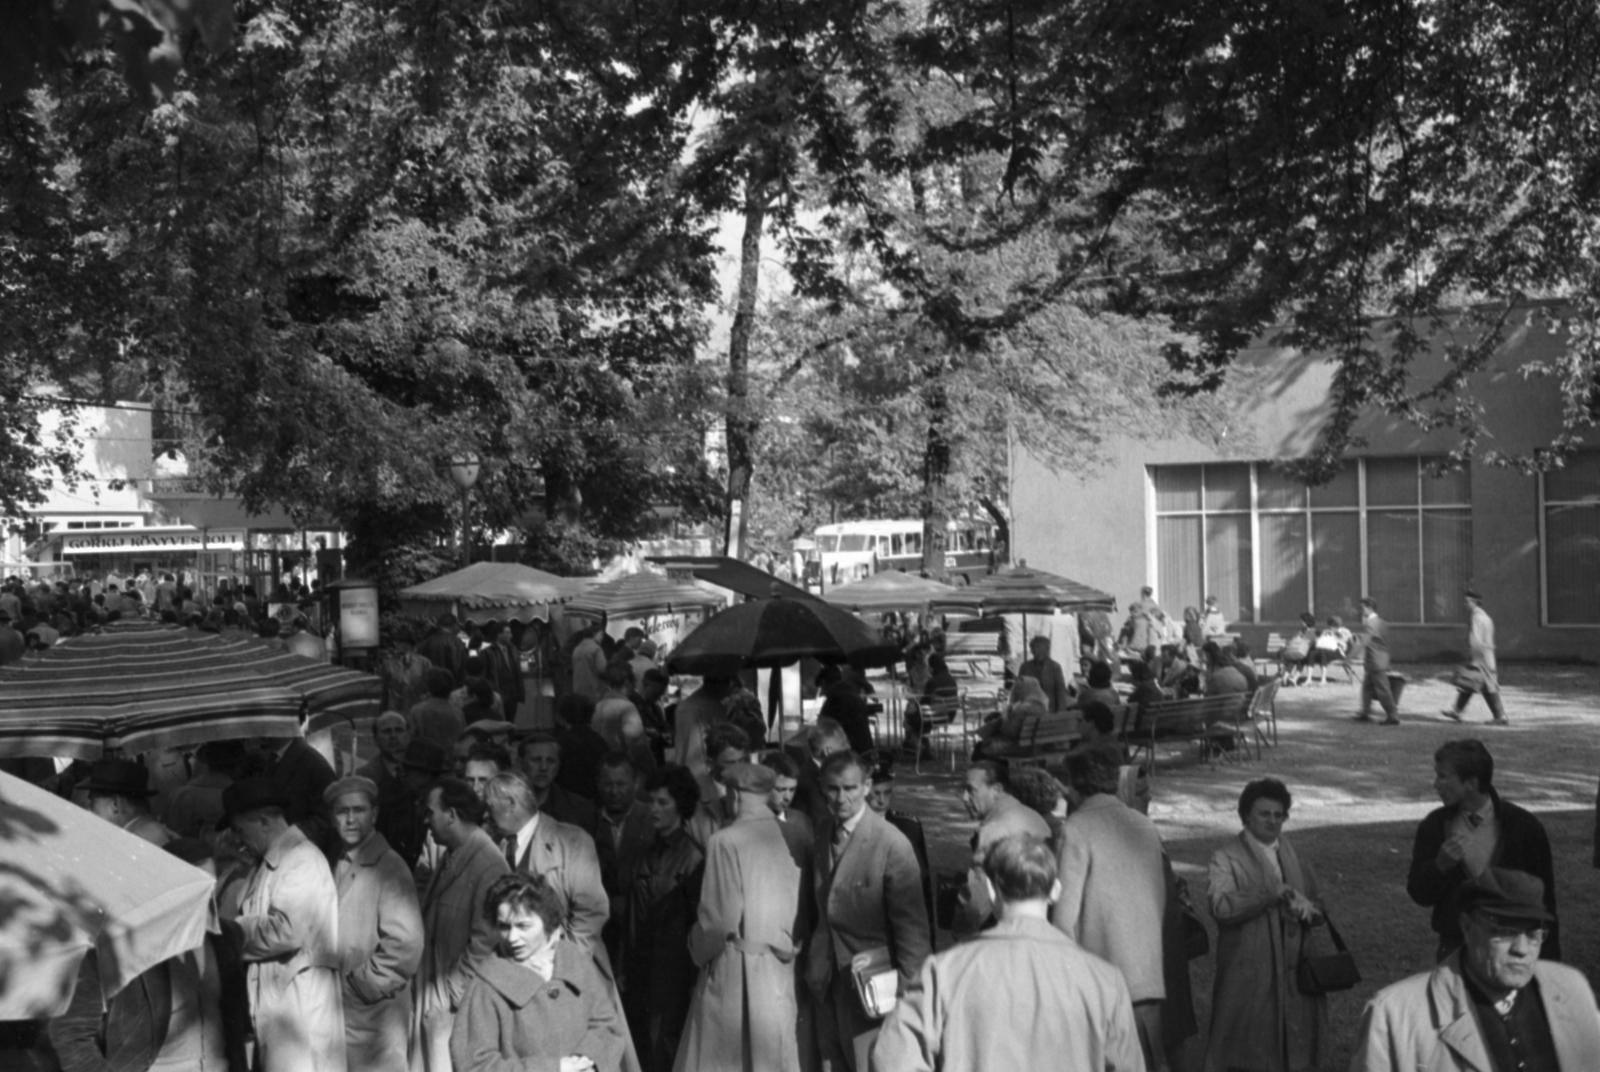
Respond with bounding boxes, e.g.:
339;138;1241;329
326;776;423;1072
1352;868;1600;1072
677;761;805;1072
220;777;347;1072
84;758;176;846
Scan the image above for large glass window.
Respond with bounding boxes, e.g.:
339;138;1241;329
1151;457;1472;624
1542;453;1600;624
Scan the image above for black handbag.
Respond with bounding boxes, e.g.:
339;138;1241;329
1296;916;1360;994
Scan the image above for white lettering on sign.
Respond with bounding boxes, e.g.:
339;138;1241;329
61;530;245;555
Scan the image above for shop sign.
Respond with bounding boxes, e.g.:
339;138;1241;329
338;584;381;649
61;529;246;555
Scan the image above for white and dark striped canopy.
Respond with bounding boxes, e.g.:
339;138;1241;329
0;622;382;759
562;570;723;621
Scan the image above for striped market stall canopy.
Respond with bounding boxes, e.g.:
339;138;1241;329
0;623;382;759
562;570;724;621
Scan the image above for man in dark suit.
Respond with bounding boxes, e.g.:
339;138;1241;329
1355;595;1400;725
355;711;427;868
787;718;849;833
482;771;609;955
262;732;338;850
1408;739;1559;960
593;753;654;969
553;695;609;798
414;614;465;684
807;750;931;1072
868;765;937;952
517;732;600;836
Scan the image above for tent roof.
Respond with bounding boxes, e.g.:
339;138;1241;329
644;555;818;602
563;570;724;620
0;770;215;1018
0;622;382;758
930;565;1115;615
820;570;967;613
398;561;589;609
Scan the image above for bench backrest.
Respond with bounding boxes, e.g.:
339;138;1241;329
1017;711;1083;749
1142;693;1250;735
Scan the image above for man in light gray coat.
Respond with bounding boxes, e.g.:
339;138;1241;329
222;778;347;1072
1054;748;1167;1070
327;776;423;1072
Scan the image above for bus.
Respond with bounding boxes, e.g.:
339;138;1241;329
810;518;996;587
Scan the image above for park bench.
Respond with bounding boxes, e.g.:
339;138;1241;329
1007;702;1133;771
1129;692;1252;777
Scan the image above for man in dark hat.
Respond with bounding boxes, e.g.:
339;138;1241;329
1354;595;1400;725
261;732;339;850
167;739;246;839
1444;589;1509;725
84;758;175;846
220;777;346;1072
1353;868;1600;1071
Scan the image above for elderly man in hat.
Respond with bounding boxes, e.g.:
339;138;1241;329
327;776;423;1072
676;761;805;1072
1443;589;1509;726
85;758;175;846
1352;868;1600;1072
220;777;347;1072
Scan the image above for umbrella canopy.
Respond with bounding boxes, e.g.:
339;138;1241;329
563;570;724;621
821;570;967;614
931;565;1116;616
0;770;216;1018
666;595;900;677
0;623;383;759
398;561;589;624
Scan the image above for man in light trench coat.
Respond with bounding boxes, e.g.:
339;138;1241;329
327;776;423;1072
221;777;347;1072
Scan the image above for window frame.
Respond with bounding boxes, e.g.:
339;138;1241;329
1150;457;1472;625
1539;458;1600;627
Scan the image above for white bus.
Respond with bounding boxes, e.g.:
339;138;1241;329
811;518;995;587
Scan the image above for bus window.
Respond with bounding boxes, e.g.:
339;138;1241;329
905;532;922;555
890;533;903;555
839;534;869;552
819;535;839;553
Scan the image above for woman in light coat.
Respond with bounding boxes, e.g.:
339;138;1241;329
1205;778;1329;1072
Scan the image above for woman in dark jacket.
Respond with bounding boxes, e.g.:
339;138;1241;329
451;873;627;1072
623;766;705;1072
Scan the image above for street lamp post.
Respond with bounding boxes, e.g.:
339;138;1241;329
448;454;481;569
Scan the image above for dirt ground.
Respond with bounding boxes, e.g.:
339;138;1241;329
888;661;1600;1071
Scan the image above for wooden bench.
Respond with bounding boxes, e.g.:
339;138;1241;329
1130;693;1253;776
1008;711;1084;769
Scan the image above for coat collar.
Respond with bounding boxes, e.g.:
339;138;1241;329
345;830;391;867
979;914;1069;946
262;822;309;870
1428;954;1495;1072
478;942;587;1006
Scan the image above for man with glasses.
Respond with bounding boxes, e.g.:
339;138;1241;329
1352;868;1600;1071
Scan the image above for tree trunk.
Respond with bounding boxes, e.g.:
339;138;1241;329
724;172;768;559
920;371;951;582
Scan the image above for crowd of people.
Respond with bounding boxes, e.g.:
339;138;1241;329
2;576;1588;1072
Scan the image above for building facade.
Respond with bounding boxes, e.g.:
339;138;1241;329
1013;305;1599;662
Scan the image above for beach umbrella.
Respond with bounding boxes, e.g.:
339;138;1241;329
0;771;216;1018
397;561;589;624
0;622;382;759
665;594;900;678
930;565;1116;616
562;570;724;621
820;570;971;614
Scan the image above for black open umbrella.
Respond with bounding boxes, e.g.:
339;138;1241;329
665;594;900;677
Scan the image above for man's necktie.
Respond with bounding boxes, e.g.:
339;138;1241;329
504;838;519;870
1467;812;1484;829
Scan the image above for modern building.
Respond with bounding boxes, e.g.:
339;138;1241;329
1012;303;1599;661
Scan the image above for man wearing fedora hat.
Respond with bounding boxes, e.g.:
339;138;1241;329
221;777;347;1072
1352;868;1600;1071
85;758;175;846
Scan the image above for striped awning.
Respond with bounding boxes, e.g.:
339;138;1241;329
398;561;590;624
0;622;383;759
563;570;724;620
930;566;1116;616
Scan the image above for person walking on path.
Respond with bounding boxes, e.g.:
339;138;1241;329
1354;596;1400;725
1442;590;1508;725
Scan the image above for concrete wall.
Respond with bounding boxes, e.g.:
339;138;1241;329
1013;306;1599;662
